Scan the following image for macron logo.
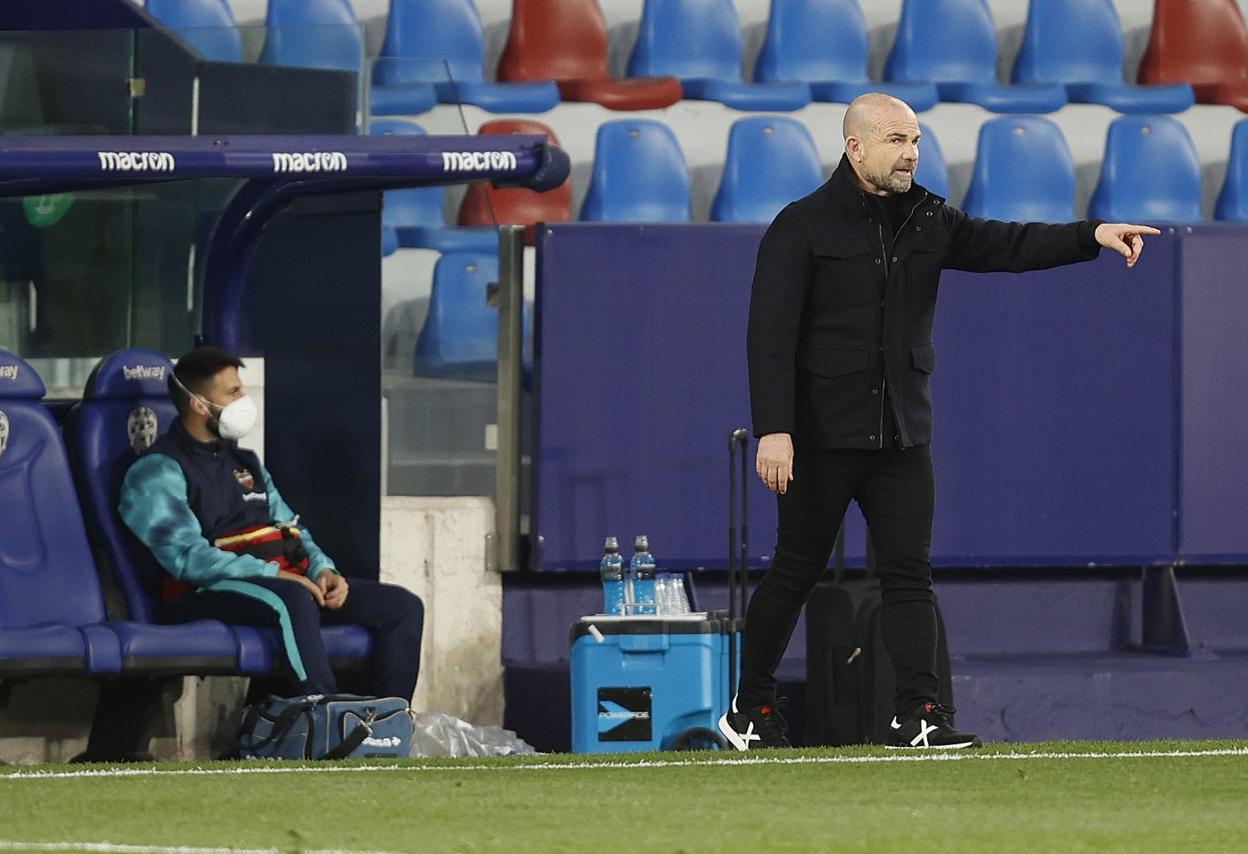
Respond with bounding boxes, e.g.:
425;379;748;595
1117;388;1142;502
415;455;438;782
98;151;176;172
441;151;519;173
0;365;17;381
272;152;348;173
122;365;165;381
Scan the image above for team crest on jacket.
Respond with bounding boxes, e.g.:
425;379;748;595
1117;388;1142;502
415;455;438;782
234;468;255;490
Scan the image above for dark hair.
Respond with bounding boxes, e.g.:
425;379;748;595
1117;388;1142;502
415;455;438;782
169;346;244;418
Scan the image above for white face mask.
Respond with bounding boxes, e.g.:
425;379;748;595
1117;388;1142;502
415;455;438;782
206;394;258;441
173;373;257;441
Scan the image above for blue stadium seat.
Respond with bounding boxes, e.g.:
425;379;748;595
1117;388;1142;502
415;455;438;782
916;122;950;200
884;0;1067;113
581;120;691;222
1216;120;1248;221
145;0;243;64
1089;116;1203;222
753;0;937;112
62;350;245;673
259;0;435;116
370;119;497;254
963;116;1076;222
0;350;117;676
1012;0;1193;114
415;252;532;381
373;0;559;113
711;116;825;223
627;0;811;111
66;349;371;675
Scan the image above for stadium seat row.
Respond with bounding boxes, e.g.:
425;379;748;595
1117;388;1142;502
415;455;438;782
145;0;1248;116
378;112;1248;253
0;349;373;681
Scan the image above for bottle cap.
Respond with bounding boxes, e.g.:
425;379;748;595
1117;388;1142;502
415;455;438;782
634;534;650;551
604;536;620;551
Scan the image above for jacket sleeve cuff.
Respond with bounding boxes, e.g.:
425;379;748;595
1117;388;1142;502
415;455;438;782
308;563;339;581
1078;220;1104;256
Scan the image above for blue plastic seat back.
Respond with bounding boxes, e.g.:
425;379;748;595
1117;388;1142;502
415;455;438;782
146;0;243;63
627;0;743;80
1216;119;1248;221
66;350;179;625
415;252;534;378
712;116;825;222
259;0;363;73
581;119;691;222
916;122;950;200
1090;116;1203;222
379;0;487;84
885;0;998;84
369;119;445;229
755;0;868;83
1012;0;1124;85
0;350;109;629
963;116;1076;222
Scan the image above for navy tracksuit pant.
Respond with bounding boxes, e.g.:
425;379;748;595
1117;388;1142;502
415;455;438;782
163;576;424;699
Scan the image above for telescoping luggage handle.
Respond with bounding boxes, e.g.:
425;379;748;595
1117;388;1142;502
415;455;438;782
727;428;750;692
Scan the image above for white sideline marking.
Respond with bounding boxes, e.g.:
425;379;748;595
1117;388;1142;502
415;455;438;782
0;747;1245;781
0;843;403;854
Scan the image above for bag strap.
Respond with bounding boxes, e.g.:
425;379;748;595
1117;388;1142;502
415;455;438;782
241;697;317;756
321;713;374;761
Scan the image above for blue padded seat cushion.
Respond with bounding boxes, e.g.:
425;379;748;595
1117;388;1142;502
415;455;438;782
680;79;811;111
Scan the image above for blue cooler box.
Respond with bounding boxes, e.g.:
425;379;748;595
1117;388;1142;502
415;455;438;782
570;613;741;753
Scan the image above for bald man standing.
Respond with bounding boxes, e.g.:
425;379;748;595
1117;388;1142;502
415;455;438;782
719;94;1159;750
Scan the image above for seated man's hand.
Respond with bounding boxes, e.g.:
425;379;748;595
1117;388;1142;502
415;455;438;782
318;571;349;610
276;568;326;606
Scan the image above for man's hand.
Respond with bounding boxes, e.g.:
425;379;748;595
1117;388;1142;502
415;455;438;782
277;569;325;606
756;432;794;495
1094;223;1162;268
317;572;349;610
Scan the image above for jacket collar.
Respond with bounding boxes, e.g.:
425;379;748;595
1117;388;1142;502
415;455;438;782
170;417;229;456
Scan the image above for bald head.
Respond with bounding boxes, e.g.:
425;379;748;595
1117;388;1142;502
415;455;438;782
842;93;922;196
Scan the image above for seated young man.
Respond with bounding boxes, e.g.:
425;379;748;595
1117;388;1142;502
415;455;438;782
119;346;424;699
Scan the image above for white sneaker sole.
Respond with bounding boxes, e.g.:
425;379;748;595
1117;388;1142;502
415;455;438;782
884;739;982;750
717;713;751;751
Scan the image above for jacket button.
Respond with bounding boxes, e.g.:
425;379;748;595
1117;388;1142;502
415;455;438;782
891;256;898;263
926;211;934;216
874;258;881;264
869;435;877;441
915;226;922;231
872;388;879;396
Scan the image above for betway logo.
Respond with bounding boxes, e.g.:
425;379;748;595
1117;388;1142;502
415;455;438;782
362;736;402;748
123;365;165;381
441;151;519;173
0;365;17;381
97;151;176;172
272;152;348;173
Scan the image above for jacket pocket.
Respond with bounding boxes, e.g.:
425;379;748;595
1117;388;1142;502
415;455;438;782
799;347;870;379
910;342;936;375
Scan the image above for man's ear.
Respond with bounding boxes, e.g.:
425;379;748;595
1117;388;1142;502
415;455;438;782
846;137;862;163
191;395;212;417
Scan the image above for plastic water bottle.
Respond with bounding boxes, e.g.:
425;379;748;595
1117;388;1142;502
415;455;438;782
631;534;657;615
600;537;626;616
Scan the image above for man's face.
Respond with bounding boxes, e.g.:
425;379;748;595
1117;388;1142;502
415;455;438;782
195;366;246;417
851;107;922;196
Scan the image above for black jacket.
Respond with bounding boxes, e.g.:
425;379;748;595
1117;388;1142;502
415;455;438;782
747;155;1102;449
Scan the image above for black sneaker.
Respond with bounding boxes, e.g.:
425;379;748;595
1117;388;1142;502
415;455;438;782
886;703;983;749
717;695;792;751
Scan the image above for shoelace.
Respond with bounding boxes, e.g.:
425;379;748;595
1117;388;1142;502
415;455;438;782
920;702;957;724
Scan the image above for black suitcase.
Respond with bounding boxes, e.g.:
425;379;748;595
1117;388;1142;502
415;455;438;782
805;579;954;746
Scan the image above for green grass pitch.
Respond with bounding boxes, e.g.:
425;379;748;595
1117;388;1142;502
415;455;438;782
1;741;1247;853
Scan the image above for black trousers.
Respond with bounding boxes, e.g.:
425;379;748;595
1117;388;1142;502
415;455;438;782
738;444;939;716
163;576;424;700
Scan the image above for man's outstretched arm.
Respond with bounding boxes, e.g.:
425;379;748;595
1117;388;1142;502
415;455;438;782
946;207;1160;273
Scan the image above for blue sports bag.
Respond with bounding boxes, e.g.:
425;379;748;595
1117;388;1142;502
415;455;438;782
239;694;413;760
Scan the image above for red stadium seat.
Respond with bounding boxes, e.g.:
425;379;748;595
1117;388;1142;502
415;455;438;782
457;119;573;244
497;0;683;111
1138;0;1248;112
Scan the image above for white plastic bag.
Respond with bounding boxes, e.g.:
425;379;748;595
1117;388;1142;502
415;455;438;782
408;710;536;758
